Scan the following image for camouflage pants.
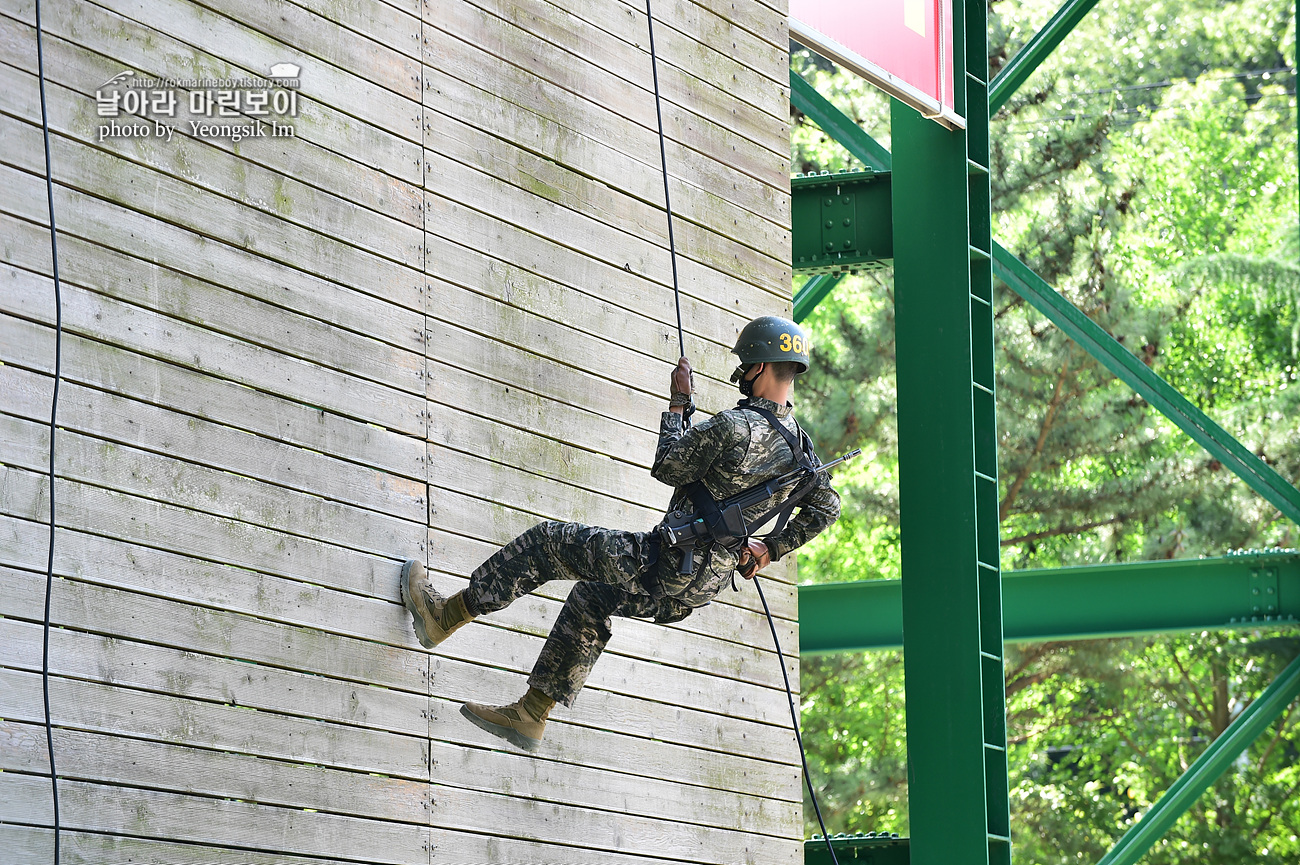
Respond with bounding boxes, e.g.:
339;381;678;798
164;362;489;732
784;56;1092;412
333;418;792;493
462;521;693;707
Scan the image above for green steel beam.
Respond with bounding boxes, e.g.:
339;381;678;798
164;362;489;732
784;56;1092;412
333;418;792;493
799;551;1300;654
793;273;845;323
988;0;1102;113
790;69;892;171
791;169;894;274
993;244;1300;527
1096;651;1300;865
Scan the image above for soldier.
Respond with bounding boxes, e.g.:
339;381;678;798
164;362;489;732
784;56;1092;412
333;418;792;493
400;315;842;751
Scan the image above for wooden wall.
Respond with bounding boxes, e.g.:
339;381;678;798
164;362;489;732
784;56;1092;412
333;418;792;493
0;0;799;861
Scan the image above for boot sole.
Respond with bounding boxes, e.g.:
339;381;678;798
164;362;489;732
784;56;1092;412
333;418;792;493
400;560;439;649
460;704;541;752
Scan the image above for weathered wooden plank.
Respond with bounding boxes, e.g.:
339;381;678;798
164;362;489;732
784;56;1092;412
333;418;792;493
425;192;790;334
91;0;422;141
665;0;791;50
0;709;790;840
0;722;433;825
0;557;800;775
505;0;788;114
425;325;684;460
0;606;800;802
0;465;413;605
0;129;425;306
426;359;657;468
0;0;422;183
424;147;787;306
423;292;747;450
0;211;425;399
0;703;789;864
0;805;776;865
0;414;422;559
430;690;801;801
0;550;426;690
1;618;428;740
421;45;788;230
0;32;426;255
0;667;428;782
629;0;789;59
578;0;788;94
425;144;790;299
0;503;791;698
427;405;665;508
0;314;425;481
0;366;425;521
0;825;377;865
0;267;425;437
186;0;422;101
280;0;422;62
423;781;798;864
428;108;790;268
421;95;789;254
0;519;419;655
439;0;788;157
428;276;740;412
0;772;432;865
423;231;777;380
427;726;798;840
427;2;789;188
428;447;660;531
0;206;423;363
423;229;753;370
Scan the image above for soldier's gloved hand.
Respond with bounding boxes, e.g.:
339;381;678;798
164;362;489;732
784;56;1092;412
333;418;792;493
670;357;693;397
737;538;772;579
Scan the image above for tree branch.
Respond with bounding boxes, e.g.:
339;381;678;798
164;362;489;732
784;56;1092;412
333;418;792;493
1001;516;1125;546
1001;359;1072;521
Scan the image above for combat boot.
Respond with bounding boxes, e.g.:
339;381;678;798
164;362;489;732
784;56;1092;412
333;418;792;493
400;559;475;648
461;687;555;752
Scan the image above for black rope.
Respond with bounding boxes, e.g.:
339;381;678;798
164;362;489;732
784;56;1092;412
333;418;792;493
755;577;840;865
643;0;685;361
644;5;837;858
34;0;64;860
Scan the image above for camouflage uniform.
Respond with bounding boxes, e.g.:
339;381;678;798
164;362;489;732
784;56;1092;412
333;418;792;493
461;395;841;707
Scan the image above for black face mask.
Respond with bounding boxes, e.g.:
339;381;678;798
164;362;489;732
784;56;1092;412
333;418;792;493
731;363;763;397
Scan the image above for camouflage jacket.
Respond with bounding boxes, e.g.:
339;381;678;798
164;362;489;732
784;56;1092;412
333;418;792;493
649;396;841;605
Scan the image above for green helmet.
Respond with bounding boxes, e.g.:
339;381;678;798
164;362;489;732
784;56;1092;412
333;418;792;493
730;315;811;374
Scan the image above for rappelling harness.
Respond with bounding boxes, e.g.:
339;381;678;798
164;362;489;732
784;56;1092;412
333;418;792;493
644;399;861;595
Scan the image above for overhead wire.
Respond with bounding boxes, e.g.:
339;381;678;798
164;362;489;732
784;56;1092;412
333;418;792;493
33;0;64;861
643;5;840;861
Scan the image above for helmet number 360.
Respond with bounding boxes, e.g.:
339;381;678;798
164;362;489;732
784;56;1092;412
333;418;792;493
779;333;806;354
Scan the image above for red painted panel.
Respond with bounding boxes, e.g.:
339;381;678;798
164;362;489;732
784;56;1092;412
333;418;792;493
790;0;955;111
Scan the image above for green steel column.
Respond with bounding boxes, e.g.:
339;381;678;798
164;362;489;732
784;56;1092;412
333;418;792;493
894;0;1007;862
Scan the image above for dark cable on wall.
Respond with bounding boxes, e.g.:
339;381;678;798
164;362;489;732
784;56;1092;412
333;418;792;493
34;0;64;860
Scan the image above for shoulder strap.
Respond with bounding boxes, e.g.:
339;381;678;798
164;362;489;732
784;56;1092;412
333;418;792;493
734;399;822;540
737;399;818;469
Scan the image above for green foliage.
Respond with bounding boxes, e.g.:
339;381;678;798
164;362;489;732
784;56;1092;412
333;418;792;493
789;0;1300;856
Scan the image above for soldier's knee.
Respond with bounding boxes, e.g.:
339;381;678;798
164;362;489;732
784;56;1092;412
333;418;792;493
568;581;622;616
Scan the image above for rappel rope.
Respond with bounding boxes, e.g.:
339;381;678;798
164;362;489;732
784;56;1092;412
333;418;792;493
34;0;64;861
643;6;840;861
